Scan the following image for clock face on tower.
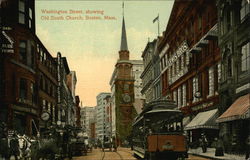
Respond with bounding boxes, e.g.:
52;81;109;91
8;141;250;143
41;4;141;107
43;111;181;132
122;93;131;103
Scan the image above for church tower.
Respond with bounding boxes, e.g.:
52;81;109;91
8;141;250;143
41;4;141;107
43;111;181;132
114;4;136;145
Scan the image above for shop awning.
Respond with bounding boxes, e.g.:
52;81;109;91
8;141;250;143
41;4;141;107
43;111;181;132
216;94;250;123
183;116;191;127
185;109;219;130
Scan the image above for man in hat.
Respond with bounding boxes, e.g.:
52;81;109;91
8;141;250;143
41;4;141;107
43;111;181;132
201;133;208;153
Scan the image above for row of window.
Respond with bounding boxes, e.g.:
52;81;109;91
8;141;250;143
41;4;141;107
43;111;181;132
18;0;33;29
37;44;57;77
220;0;249;35
18;40;57;80
161;40;218;88
221;42;249;82
153;82;161;100
40;74;56;97
172;64;221;108
141;70;153;89
19;40;35;69
167;7;216;56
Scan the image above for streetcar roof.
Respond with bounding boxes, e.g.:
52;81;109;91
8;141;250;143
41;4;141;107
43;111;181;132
133;115;144;126
145;109;182;114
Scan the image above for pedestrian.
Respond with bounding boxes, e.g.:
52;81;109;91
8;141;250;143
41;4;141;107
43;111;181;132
112;136;117;152
200;133;208;153
214;137;224;156
245;135;250;160
9;133;20;160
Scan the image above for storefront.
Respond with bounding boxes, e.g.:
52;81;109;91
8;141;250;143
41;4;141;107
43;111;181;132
185;109;219;148
216;94;250;154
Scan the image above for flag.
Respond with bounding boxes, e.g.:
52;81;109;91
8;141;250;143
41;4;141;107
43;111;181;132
153;15;159;23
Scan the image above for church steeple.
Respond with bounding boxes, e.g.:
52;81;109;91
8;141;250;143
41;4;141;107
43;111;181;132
120;17;128;51
119;2;129;60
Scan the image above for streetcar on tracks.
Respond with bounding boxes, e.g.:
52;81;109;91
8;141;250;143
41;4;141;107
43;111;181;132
132;99;188;160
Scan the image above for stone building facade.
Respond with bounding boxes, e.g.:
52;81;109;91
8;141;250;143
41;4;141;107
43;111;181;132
131;60;144;114
141;38;162;106
96;93;111;141
141;41;155;104
216;0;250;154
36;38;58;132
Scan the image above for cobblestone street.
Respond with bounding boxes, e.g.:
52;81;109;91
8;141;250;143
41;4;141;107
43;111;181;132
72;148;213;160
72;148;137;160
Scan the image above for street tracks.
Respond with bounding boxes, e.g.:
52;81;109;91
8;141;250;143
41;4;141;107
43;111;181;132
101;149;105;160
115;151;124;160
100;149;124;160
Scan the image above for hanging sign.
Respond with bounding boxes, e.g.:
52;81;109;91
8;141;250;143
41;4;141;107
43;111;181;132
2;26;14;53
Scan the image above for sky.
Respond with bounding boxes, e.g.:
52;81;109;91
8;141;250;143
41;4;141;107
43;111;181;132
35;1;174;107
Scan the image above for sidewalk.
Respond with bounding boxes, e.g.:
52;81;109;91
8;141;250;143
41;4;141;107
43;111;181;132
188;147;246;160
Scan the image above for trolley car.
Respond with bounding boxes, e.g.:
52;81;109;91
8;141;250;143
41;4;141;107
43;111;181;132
132;99;188;160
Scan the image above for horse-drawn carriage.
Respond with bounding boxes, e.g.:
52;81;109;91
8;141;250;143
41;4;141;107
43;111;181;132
70;130;89;156
101;136;117;152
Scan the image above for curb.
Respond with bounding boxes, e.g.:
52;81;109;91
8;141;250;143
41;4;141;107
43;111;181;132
189;153;228;160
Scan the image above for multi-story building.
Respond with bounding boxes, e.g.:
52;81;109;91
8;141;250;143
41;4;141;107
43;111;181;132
1;0;77;136
66;71;77;126
104;95;112;139
158;0;220;143
109;74;116;137
81;106;95;137
131;60;144;114
56;53;71;127
37;38;58;131
75;96;81;127
141;40;157;104
0;0;44;135
141;38;162;107
80;107;85;130
152;39;162;101
96;92;111;141
216;0;250;154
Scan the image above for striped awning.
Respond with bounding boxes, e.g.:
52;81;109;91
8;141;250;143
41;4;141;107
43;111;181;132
185;109;219;130
216;94;250;123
